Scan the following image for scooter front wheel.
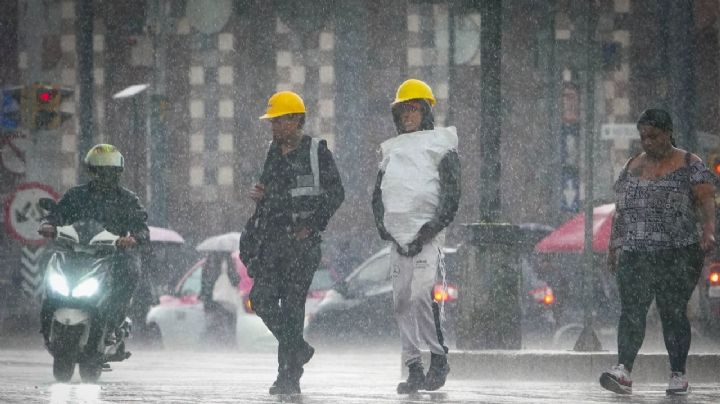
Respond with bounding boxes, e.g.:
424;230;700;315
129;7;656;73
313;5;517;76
79;360;102;383
49;321;84;382
53;354;75;382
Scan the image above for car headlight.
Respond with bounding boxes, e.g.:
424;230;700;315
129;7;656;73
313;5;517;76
48;273;70;297
72;277;99;298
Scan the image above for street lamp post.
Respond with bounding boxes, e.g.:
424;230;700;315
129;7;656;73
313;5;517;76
573;1;603;352
77;0;95;183
111;84;157;220
456;0;525;351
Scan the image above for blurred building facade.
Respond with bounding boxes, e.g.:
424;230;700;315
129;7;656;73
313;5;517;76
1;0;719;281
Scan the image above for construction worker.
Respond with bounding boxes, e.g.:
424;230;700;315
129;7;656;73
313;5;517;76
248;91;344;395
372;79;461;394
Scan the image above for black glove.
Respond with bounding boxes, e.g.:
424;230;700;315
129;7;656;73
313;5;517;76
378;226;394;242
246;260;257;279
397;239;423;257
416;221;441;244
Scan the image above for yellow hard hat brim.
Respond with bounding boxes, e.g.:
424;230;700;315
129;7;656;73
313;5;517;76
259;111;303;120
391;97;436;107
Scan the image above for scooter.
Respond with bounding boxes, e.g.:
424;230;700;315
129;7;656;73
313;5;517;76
39;198;133;382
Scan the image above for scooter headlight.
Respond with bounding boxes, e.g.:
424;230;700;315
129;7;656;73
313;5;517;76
72;277;99;298
49;273;70;297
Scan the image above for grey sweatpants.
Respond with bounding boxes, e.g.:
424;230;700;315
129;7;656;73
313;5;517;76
391;237;447;366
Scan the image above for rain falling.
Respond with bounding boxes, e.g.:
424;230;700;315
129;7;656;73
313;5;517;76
1;1;720;402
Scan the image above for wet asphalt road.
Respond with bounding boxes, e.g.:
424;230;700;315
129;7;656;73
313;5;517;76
1;341;719;404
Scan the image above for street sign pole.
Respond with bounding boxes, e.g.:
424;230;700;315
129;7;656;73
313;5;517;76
148;0;170;227
77;0;95;182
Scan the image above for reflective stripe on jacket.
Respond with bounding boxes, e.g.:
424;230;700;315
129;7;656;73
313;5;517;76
259;135;344;235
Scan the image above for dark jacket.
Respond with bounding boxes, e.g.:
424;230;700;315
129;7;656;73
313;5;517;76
372;150;461;243
45;183;150;243
258;135;344;238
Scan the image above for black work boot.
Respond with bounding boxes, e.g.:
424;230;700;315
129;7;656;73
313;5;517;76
268;376;286;395
397;362;425;394
297;341;315;366
424;353;450;391
268;341;312;395
269;370;302;395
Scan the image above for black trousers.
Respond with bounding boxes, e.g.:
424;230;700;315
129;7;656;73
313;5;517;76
616;244;703;373
250;235;320;380
202;301;237;347
107;252;141;329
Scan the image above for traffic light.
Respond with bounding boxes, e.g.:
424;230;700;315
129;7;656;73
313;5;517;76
24;83;74;130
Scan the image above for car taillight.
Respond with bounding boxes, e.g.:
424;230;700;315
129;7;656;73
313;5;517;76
433;283;458;302
243;296;254;314
543;291;555;305
530;286;555;306
710;272;720;285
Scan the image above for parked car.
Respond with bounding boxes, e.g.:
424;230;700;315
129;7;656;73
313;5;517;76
130;227;197;341
520;255;557;334
145;251;333;349
307;224;558;347
305;246;460;345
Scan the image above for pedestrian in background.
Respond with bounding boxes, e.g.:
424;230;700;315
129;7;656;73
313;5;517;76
372;79;461;394
199;252;239;347
600;108;716;396
248;91;344;395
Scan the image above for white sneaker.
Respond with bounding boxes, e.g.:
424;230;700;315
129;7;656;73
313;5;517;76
600;364;632;395
666;372;689;395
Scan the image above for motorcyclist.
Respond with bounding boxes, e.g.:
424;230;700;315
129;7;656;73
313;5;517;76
39;144;149;346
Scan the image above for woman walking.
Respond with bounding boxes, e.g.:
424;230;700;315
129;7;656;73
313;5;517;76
600;109;716;396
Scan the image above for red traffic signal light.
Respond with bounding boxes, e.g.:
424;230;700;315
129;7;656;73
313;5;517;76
713;162;720;176
37;90;55;103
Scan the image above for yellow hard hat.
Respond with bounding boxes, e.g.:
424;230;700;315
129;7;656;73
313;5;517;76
259;91;306;120
392;79;436;107
84;144;124;168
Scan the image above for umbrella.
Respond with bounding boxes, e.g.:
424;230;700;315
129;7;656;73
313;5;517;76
148;226;185;244
196;232;241;252
534;203;615;253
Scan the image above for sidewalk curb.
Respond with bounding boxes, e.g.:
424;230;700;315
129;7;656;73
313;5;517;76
411;350;720;383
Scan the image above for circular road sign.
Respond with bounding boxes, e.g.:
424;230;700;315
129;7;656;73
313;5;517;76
4;182;60;245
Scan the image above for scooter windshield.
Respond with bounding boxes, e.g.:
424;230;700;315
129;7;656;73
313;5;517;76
56;219;118;254
72;220;109;245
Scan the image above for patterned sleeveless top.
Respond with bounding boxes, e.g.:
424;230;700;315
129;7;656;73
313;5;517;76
610;153;715;252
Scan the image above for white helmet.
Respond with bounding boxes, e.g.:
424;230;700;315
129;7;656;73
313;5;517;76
84;144;124;168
